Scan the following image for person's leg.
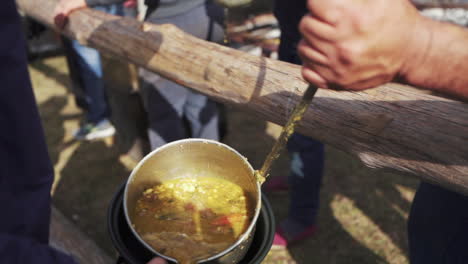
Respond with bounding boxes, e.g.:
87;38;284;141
185;90;219;141
270;4;326;243
71;4;123;140
72;4;123;123
287;134;324;226
408;182;468;264
273;133;324;244
143;4;221;145
139;68;188;150
70;40;109;124
70;38;116;140
61;37;88;110
98;4;124;19
175;4;221;141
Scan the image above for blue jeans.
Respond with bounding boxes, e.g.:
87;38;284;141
69;4;123;123
275;4;326;226
287;133;325;225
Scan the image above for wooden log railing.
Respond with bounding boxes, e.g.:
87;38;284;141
17;0;468;195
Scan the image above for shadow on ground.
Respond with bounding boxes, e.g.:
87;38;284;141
31;56;418;264
31;57;133;256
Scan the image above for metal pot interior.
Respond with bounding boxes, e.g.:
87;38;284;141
124;139;261;263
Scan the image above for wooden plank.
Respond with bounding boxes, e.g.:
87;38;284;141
50;207;113;264
17;0;468;194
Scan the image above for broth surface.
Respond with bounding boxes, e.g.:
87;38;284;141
132;177;254;264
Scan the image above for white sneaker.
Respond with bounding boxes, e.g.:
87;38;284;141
73;119;116;141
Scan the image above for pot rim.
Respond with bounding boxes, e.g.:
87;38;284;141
123;138;262;263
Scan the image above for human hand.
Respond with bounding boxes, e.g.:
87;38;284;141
147;257;168;264
298;0;426;91
53;0;87;29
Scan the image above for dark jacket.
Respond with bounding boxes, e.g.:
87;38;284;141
273;0;307;64
0;1;76;263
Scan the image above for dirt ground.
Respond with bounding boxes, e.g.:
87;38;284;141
29;54;419;264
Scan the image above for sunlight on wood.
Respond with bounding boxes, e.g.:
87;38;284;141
331;194;409;264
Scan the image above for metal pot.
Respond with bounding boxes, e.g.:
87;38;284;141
123;139;262;264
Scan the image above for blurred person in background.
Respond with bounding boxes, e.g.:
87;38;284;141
264;0;325;247
54;0;125;141
139;0;224;150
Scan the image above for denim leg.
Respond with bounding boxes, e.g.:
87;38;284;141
141;4;221;148
274;0;325;230
139;68;189;150
287;133;325;226
70;41;107;123
184;90;219;141
94;4;124;17
408;182;468;264
70;4;123;123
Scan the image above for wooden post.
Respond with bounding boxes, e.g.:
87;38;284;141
17;0;468;194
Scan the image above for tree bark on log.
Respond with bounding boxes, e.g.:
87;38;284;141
17;0;468;195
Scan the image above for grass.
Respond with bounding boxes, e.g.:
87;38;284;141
29;55;419;264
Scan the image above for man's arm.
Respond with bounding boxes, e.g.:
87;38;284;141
400;18;468;99
298;0;468;100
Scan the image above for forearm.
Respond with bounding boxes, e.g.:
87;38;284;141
402;17;468;100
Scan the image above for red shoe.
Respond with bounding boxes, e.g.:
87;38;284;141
263;176;289;192
274;224;317;247
273;231;288;247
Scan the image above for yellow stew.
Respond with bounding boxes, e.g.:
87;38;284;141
132;177;254;264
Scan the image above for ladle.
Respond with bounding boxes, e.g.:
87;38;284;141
255;84;318;183
124;84;318;264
